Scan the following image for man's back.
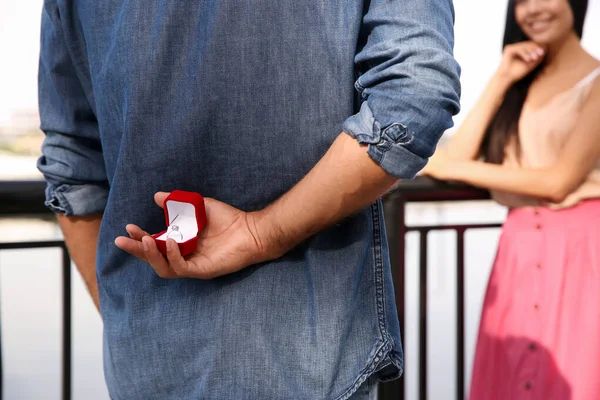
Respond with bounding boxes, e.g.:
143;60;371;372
38;0;460;398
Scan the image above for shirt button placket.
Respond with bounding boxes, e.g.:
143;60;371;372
533;208;542;312
529;342;536;351
523;208;541;399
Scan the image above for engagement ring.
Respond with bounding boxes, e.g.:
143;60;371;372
167;224;184;241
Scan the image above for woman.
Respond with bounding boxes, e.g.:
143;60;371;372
423;0;600;399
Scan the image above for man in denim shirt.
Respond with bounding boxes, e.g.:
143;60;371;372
38;0;460;398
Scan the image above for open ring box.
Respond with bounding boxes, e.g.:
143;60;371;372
151;190;207;257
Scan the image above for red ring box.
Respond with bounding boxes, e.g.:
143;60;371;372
151;190;207;257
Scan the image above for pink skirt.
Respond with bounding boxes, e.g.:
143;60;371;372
469;199;600;400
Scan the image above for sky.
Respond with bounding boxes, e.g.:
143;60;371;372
0;0;599;128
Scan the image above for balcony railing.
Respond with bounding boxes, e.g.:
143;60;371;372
0;178;501;400
0;180;71;400
380;179;500;400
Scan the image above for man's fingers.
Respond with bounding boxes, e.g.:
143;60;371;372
154;192;170;209
141;236;174;278
126;224;150;240
117;234;180;279
165;239;190;276
115;236;147;261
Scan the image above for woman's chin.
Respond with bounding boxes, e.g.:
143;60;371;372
527;29;570;48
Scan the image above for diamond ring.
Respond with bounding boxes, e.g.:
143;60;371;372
167;224;183;241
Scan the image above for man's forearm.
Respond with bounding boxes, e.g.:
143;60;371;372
255;133;399;258
58;213;102;311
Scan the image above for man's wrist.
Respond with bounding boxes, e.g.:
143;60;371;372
246;208;290;263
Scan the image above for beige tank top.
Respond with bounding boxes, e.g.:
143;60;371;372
491;66;600;210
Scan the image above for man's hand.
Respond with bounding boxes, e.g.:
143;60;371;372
116;132;399;280
115;192;271;279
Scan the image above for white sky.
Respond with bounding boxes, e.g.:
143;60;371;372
0;0;599;128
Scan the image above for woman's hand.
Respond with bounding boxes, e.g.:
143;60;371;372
115;192;274;279
495;41;545;85
421;149;454;181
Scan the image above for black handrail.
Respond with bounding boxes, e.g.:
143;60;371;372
0;180;49;216
0;177;491;212
0;178;499;400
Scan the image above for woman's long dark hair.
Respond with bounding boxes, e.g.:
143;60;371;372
481;0;588;163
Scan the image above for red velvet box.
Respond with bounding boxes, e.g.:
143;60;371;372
151;190;207;257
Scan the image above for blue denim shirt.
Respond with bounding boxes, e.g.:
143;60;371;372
37;0;460;399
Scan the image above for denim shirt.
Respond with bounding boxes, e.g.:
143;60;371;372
37;0;460;399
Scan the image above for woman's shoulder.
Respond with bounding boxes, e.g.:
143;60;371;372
578;54;600;85
570;56;600;105
578;59;600;94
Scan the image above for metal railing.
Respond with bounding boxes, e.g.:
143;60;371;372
380;179;501;400
0;180;71;400
0;178;502;400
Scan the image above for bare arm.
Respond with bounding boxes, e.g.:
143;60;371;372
431;78;600;203
445;75;511;160
256;133;397;257
445;42;545;160
58;214;102;311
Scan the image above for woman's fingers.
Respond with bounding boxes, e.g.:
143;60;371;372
507;42;544;63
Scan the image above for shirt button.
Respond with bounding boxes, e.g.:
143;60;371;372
533;208;539;215
529;343;536;351
536;264;542;270
525;381;532;390
534;304;540;310
536;224;542;230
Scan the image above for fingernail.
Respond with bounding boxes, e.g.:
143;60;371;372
143;238;149;252
166;239;172;252
538;48;544;55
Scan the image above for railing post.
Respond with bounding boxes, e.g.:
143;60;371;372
456;229;466;400
61;246;72;400
0;259;3;400
380;191;407;400
418;230;428;400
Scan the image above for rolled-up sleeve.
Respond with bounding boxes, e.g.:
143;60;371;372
37;1;108;216
343;0;461;179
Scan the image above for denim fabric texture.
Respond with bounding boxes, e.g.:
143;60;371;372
346;376;378;400
37;0;460;398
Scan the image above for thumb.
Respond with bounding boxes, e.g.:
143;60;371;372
154;192;170;209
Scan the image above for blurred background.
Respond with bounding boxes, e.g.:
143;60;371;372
0;0;599;399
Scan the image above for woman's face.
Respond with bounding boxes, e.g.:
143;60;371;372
515;0;575;45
